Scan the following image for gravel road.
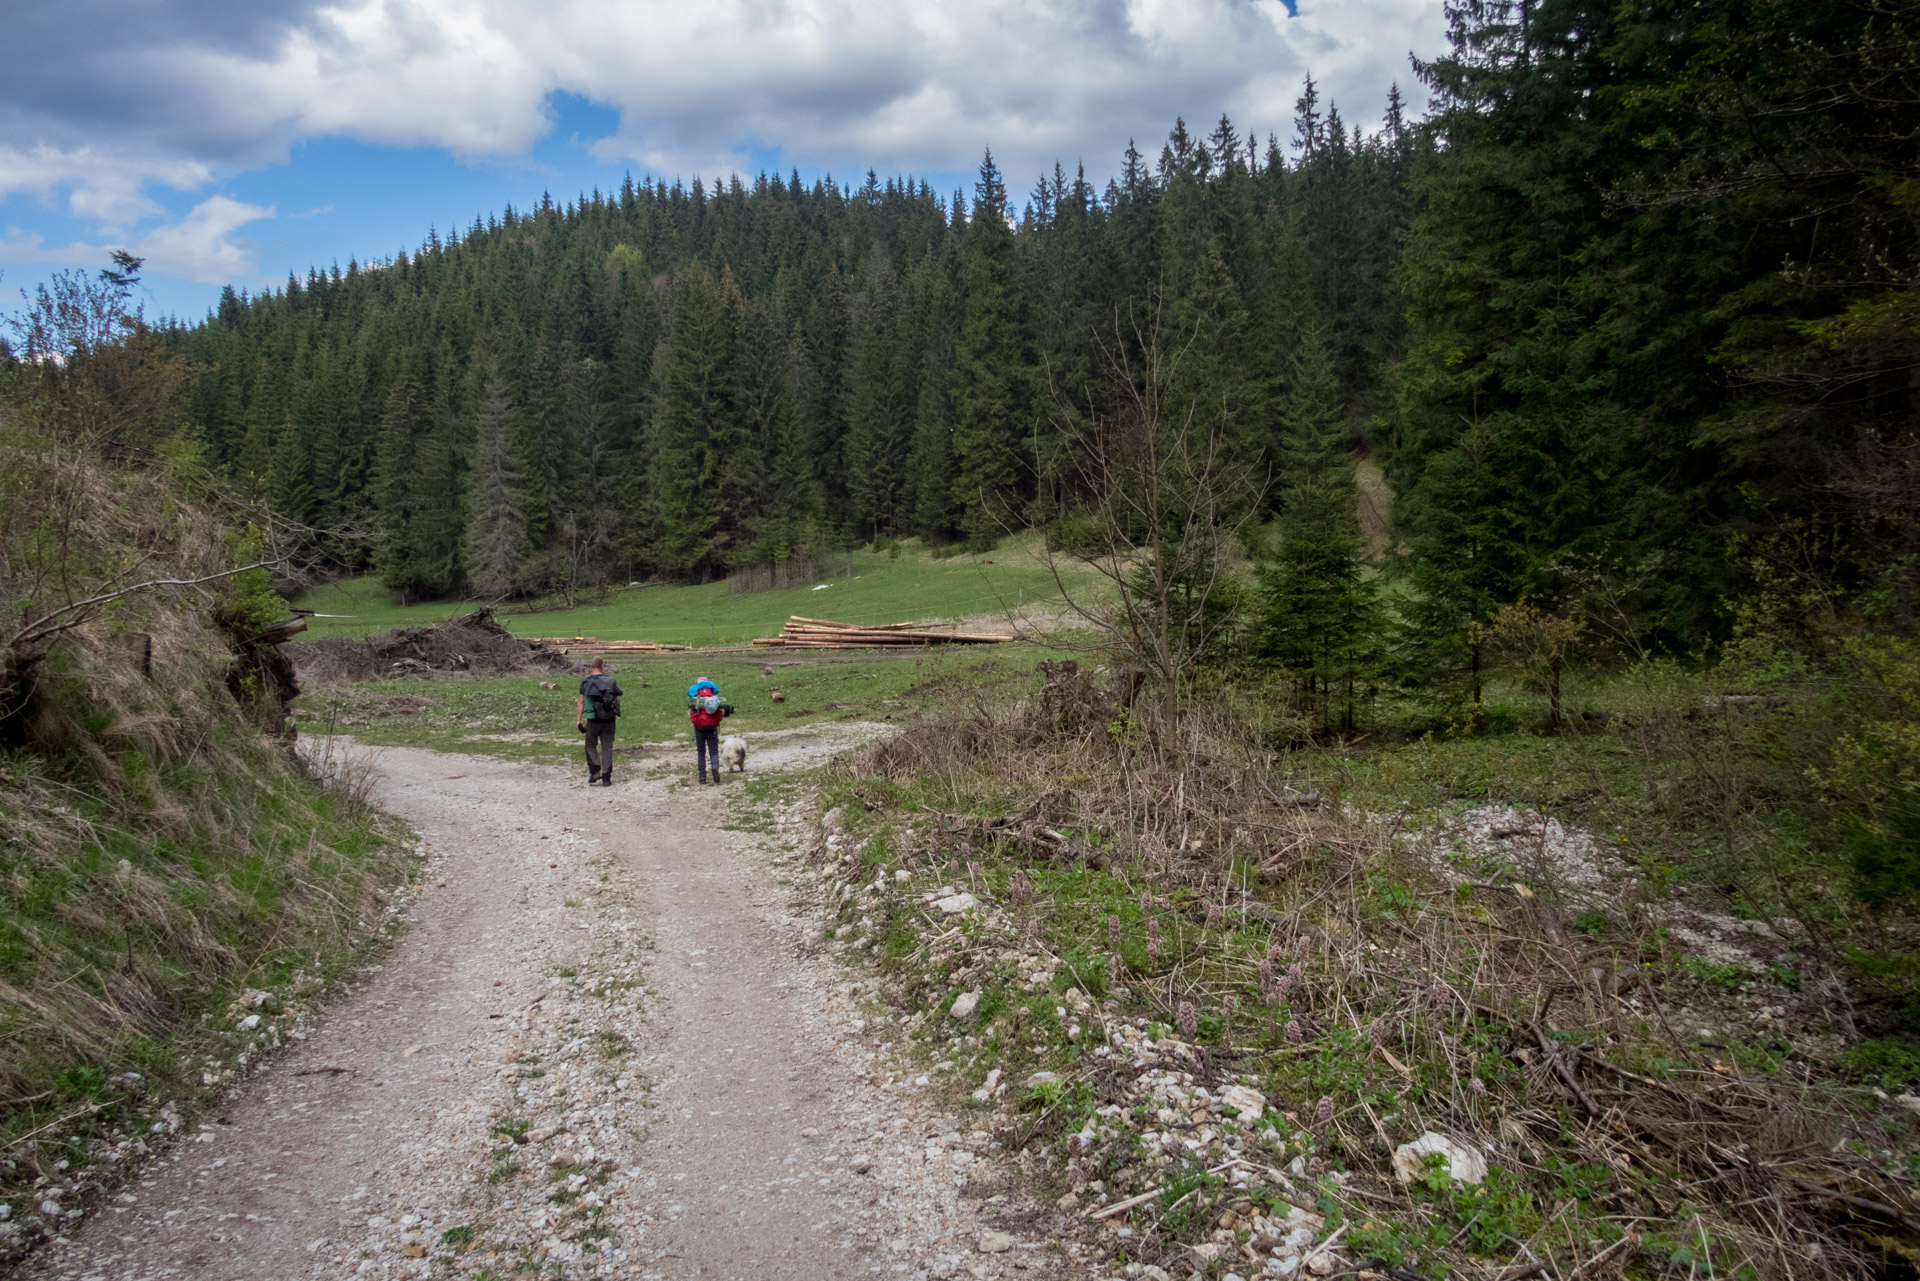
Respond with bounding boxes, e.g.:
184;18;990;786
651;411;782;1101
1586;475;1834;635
20;738;1054;1281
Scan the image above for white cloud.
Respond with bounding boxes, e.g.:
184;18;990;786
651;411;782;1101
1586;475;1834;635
2;0;1446;277
0;198;274;285
133;196;275;284
0;228;107;268
0;144;210;230
41;0;1442;177
421;0;1443;180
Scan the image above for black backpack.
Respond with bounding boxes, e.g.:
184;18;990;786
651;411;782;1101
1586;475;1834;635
588;676;621;719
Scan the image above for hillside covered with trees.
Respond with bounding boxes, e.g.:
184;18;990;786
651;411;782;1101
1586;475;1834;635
162;86;1406;593
22;0;1908;681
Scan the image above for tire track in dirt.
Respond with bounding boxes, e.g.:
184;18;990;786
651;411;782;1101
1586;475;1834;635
17;740;1041;1281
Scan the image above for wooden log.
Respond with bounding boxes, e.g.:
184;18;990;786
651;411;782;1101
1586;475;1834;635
260;616;308;645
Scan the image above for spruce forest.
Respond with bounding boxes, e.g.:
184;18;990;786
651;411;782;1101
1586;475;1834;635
128;0;1916;692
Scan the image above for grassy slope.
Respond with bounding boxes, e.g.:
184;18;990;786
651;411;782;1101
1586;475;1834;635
292;534;1104;646
0;437;413;1261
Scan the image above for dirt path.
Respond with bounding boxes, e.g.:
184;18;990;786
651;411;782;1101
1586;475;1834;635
20;739;1041;1281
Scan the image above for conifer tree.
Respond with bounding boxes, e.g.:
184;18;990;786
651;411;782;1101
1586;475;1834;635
843;256;908;539
1167;239;1270;496
649;266;749;578
265;417;316;525
950;151;1028;545
905;249;961;542
1261;327;1379;731
464;376;529;598
511;339;567;555
373;369;437;601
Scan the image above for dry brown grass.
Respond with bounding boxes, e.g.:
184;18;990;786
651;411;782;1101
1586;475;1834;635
830;669;1917;1278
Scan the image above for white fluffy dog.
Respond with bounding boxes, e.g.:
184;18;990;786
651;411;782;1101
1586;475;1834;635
719;735;748;773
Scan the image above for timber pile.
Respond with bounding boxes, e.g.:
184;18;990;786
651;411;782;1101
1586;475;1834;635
752;616;1016;649
535;637;690;656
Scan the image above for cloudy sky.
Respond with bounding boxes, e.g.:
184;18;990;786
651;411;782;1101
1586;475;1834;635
2;0;1449;321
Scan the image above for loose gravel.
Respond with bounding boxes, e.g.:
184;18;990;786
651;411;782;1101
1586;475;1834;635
17;741;1070;1281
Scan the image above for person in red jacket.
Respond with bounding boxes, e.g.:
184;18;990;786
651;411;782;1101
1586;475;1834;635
687;678;724;784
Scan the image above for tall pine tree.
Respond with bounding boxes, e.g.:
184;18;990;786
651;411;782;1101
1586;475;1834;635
950;151;1029;545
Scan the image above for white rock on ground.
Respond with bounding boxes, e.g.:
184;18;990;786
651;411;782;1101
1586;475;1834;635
1392;1130;1490;1185
1218;1084;1266;1121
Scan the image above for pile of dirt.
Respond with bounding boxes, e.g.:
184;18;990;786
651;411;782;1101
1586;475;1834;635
286;608;581;682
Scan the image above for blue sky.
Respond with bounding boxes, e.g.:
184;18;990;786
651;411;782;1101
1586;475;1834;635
2;0;1450;326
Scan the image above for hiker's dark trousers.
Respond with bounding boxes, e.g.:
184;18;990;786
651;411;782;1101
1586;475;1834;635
694;725;720;780
584;719;616;781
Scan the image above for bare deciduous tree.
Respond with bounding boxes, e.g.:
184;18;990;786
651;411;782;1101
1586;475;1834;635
1038;300;1267;723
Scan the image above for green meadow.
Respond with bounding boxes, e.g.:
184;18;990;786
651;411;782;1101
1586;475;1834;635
291;534;1107;646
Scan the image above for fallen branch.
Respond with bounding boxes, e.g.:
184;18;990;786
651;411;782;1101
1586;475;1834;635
1534;1024;1603;1117
1;1102;104;1152
9;559;284;651
1300;1221;1348;1272
1088;1157;1246;1220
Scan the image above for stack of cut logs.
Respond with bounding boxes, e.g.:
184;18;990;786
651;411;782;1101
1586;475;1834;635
753;616;1016;649
535;637;690;656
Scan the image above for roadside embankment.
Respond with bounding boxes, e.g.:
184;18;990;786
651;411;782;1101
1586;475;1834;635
0;422;413;1265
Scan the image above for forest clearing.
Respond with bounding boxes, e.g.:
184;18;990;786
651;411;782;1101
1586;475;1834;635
288;537;1104;649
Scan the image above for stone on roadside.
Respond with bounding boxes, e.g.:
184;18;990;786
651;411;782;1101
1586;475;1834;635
978;1230;1015;1253
950;991;981;1020
1219;1084;1266;1122
934;892;980;915
1391;1131;1489;1186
